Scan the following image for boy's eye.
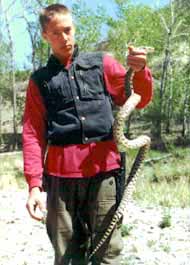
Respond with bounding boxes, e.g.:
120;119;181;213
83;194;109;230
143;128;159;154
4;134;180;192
52;28;71;36
64;27;71;33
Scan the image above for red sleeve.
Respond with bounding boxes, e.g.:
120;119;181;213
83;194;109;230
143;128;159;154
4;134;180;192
22;79;47;190
103;54;153;108
133;67;153;109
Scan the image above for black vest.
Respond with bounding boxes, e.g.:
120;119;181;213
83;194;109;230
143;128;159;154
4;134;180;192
31;50;114;146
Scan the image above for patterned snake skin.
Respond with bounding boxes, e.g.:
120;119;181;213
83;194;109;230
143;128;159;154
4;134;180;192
88;47;154;260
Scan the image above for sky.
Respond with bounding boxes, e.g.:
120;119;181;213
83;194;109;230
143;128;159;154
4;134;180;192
2;0;169;69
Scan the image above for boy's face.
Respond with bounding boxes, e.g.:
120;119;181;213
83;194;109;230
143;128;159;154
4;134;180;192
42;13;75;60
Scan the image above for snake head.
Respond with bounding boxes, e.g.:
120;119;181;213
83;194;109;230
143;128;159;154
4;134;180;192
126;45;154;55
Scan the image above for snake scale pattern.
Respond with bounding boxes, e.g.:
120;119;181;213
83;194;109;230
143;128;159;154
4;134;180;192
88;47;153;260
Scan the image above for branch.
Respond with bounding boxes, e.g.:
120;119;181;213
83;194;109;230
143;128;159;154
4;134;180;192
35;0;44;7
172;19;184;36
170;0;175;26
144;154;172;164
171;33;189;39
158;13;170;34
1;0;15;14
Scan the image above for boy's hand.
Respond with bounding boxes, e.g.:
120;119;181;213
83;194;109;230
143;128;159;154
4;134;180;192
26;187;46;222
127;46;147;72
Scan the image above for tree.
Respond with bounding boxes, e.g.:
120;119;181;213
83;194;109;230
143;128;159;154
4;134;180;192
105;0;190;146
72;0;106;51
19;0;54;69
0;40;10;145
1;0;19;149
106;0;162;137
155;1;189;139
106;0;162;64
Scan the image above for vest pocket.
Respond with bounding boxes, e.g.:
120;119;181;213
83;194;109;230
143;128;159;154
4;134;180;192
77;68;105;100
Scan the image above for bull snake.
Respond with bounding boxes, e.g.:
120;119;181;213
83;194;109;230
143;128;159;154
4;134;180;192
88;47;154;260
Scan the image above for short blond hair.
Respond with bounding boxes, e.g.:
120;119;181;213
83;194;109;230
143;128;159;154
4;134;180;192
39;4;71;32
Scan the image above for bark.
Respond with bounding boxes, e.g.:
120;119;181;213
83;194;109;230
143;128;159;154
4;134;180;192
4;12;17;150
22;13;39;71
182;84;189;138
0;95;2;145
158;35;171;138
165;65;173;134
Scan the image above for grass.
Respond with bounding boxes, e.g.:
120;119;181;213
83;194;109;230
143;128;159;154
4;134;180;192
159;209;172;229
125;146;190;208
121;224;134;237
0;151;27;189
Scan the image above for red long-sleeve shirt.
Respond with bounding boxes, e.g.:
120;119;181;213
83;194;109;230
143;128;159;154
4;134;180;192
22;54;153;190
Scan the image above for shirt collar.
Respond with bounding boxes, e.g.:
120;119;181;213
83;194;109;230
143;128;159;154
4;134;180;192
47;45;79;69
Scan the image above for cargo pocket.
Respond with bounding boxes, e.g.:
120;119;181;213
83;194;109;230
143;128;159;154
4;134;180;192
94;176;117;233
91;175;124;262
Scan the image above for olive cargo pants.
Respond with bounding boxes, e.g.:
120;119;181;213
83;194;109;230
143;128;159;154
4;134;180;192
45;172;124;265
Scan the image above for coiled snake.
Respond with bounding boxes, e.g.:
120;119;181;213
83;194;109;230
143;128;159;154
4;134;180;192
88;47;154;260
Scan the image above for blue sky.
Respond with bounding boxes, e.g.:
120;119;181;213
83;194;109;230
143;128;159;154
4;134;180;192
3;0;169;69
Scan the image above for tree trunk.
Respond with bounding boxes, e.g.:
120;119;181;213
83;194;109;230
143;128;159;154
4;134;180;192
158;42;170;138
0;95;2;145
165;65;173;134
5;12;17;150
182;84;189;138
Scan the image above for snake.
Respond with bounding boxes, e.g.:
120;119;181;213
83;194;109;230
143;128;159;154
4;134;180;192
88;47;154;260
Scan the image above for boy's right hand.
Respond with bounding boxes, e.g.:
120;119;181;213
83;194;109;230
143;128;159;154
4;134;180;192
26;187;46;221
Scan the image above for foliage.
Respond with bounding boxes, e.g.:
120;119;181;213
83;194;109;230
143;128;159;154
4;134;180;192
121;224;133;237
15;70;31;82
105;0;190;141
19;0;55;69
106;1;163;64
159;209;172;229
72;0;107;51
0;39;11;100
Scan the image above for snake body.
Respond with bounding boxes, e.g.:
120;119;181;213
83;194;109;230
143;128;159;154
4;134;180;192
88;47;153;260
